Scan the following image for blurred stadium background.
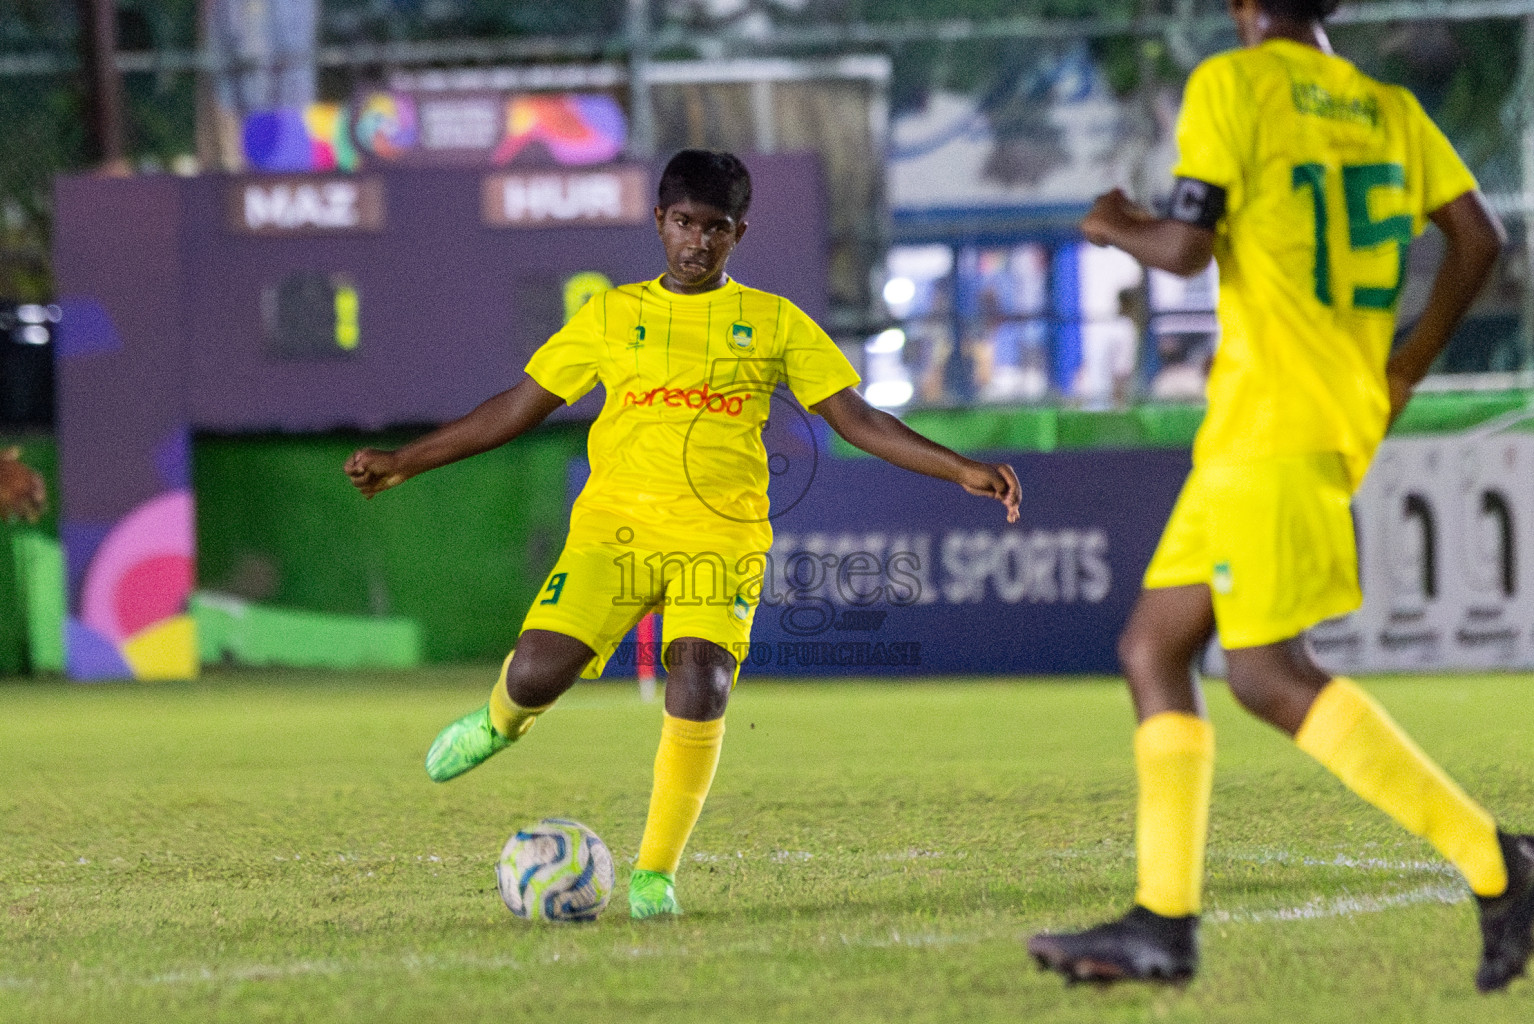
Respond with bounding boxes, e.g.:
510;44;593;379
1;0;1532;682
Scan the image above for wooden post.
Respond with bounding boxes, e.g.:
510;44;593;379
194;0;222;171
75;0;129;172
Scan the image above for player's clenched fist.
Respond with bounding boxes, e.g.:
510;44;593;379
958;461;1021;523
345;448;407;498
1081;188;1154;247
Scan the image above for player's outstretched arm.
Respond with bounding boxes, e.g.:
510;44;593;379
345;374;567;498
812;387;1020;523
1081;188;1214;277
1386;191;1504;425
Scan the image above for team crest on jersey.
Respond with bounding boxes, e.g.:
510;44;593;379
732;593;751;621
628;325;646;350
729;321;754;350
1212;561;1234;595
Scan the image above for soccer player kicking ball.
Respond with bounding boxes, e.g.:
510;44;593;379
1028;0;1534;991
346;150;1020;919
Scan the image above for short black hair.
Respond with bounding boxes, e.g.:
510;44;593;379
657;149;752;221
1256;0;1339;20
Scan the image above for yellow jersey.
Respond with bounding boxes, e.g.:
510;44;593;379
525;276;861;553
1174;39;1477;487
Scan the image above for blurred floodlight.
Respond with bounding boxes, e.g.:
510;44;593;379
887;243;953;280
865;379;914;408
18;325;50;345
866;328;906;354
17;304;47;324
882;277;916;308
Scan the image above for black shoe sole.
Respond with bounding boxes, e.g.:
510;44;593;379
1478;833;1534;993
1029;939;1195;986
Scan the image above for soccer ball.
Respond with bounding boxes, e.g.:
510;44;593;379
496;818;616;922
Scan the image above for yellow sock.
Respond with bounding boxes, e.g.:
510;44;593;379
487;650;550;740
1134;712;1216;918
1295;677;1505;897
635;714;725;876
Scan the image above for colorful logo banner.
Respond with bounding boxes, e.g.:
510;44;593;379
243;92;626;173
242;103;359;173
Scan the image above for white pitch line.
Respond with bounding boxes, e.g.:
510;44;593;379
1219;849;1459;877
0;846;1477;991
1208;882;1468;924
145;961;346;986
3;882;1475;993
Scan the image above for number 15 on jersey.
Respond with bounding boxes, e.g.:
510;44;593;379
1292;161;1413;312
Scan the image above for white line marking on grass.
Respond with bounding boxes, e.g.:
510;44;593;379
1222;849;1458;877
2;845;1477;992
0;879;1475;995
1299;855;1456;875
1208;883;1468;924
837;929;997;950
146;961;346;985
111;952;535;991
770;851;813;863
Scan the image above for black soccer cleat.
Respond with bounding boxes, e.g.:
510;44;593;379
1028;905;1198;984
1476;831;1534;993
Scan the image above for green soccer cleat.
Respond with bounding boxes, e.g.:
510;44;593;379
629;869;681;919
424;704;511;782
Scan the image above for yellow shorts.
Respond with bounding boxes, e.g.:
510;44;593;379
1144;453;1361;649
519;538;762;682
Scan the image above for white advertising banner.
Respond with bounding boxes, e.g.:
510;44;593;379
1332;433;1534;674
1355;438;1458;670
1439;433;1534;669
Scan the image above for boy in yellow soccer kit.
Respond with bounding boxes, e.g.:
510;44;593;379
346;150;1020;918
1028;0;1534;991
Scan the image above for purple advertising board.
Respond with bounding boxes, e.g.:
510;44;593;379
571;425;1191;677
751;446;1190;675
52;156;828;680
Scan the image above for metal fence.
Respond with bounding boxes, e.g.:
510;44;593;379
4;1;1534;410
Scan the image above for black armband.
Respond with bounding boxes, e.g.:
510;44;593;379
1168;177;1227;231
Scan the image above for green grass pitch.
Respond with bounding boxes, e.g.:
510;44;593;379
3;669;1532;1023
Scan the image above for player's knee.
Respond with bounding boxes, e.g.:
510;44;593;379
664;640;734;719
698;671;734;712
666;672;731;721
504;656;573;708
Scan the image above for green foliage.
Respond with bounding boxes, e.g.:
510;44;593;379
0;80;84;300
320;0;625;42
0;1;1528;298
2;672;1532;1022
0;0;198;298
0;0;74;51
846;0;1140;21
1333;19;1522;188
